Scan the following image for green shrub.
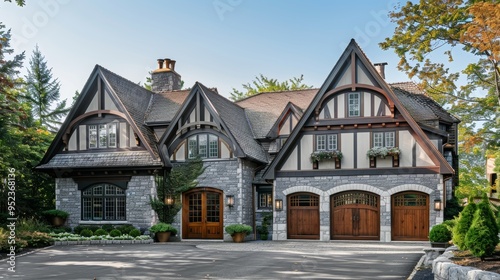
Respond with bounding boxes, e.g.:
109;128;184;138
42;209;69;219
80;229;93;237
116;225;135;235
465;197;499;260
129;229;141;237
16;217;50;233
73;225;85;235
452;200;477;250
109;229;122;237
442;219;456;233
429;224;452;242
101;224;114;232
0;228;27;253
18;231;53;248
94;229;108;236
88;225;100;233
224;224;252;236
51;226;72;234
149;223;177;234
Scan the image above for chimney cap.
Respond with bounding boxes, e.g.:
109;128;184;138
374;62;388;66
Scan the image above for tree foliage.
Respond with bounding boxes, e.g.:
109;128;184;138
230;74;312;101
452;199;477;250
465;196;499;260
3;0;25;6
381;0;500;197
150;158;206;224
24;45;70;132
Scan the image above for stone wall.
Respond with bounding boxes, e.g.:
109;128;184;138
272;173;444;241
55;176;156;230
433;246;500;279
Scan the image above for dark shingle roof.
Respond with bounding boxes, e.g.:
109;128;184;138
235;89;318;138
36;151;162;169
145;90;190;124
198;83;268;163
390;82;459;124
98;66;160;157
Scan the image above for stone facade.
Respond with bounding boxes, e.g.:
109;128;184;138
272;174;444;241
55;176;157;230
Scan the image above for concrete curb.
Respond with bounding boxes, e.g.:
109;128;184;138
407;254;426;279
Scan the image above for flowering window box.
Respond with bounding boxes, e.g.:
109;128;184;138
366;147;400;168
310;150;342;169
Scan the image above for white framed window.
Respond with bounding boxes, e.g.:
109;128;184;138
373;131;395;147
348;92;360;117
316;135;326;150
316;134;338;151
187;134;219;159
88;123;117;149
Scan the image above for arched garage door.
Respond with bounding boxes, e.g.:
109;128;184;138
331;191;380;240
287;193;320;239
392;192;429;241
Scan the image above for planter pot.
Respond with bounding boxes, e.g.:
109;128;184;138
231;232;246;243
156;232;171;242
431;242;451;248
51;217;66;227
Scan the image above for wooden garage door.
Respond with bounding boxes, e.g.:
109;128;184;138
287;193;320;239
182;188;223;239
331;191;379;240
392;192;429;241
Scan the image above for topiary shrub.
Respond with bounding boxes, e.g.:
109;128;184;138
224;224;252;236
129;229;141;238
116;225;135;235
429;224;452;243
94;229;108;236
101;224;114;232
452;199;477;250
442;219;456;233
465;197;499;260
80;229;93;237
109;229;122;237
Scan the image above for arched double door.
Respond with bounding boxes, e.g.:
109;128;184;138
182;188;223;239
331;191;380;240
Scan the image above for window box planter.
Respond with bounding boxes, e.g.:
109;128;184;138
367;147;400;168
310;150;342;169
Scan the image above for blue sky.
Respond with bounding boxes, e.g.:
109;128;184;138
2;0;415;102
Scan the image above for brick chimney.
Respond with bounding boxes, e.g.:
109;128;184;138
374;62;388;79
151;58;182;92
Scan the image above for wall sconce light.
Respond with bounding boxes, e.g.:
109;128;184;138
275;199;283;211
164;194;174;206
226;195;235;207
434;199;442;211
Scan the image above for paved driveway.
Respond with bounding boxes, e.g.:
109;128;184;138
1;241;426;280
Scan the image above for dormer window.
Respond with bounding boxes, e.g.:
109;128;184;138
89;123;117;149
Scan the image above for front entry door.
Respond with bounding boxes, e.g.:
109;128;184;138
182;188;223;239
331;191;380;240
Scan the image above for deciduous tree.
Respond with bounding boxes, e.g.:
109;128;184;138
230;74;312;101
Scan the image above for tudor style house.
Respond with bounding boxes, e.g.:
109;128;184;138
37;40;459;241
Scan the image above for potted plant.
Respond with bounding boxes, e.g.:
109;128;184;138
149;222;177;242
225;224;252;243
429;223;452;248
42;209;69;227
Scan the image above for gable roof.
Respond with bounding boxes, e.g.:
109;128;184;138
144;90;190;125
158;82;268;166
236;89;317;138
390;82;460;124
37;65;162;170
263;39;454;179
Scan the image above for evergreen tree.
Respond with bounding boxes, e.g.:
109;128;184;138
452;199;477;250
24;45;69;132
465;196;499;260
